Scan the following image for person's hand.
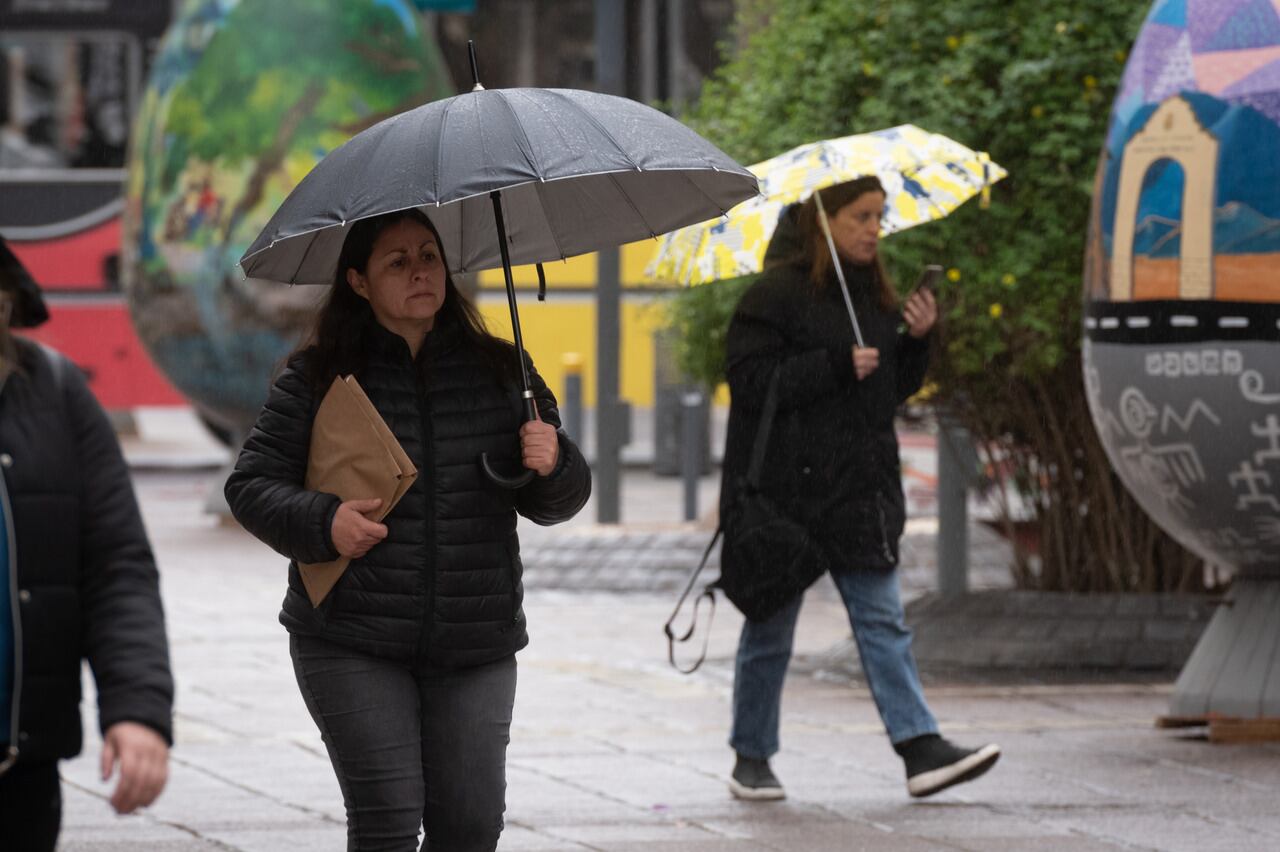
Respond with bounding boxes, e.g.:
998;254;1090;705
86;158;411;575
331;498;388;559
852;346;880;380
904;287;938;338
101;722;168;815
520;408;560;477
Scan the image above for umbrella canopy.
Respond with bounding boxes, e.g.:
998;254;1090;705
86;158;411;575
644;125;1008;286
240;87;758;285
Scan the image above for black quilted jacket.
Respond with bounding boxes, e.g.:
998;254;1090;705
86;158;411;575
1;339;173;765
225;318;590;668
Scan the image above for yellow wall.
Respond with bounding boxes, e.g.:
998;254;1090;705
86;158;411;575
477;294;672;407
475;239;733;407
477;238;664;289
477;238;668;406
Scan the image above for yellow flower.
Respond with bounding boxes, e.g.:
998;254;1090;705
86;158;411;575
947;268;962;283
989;303;1004;319
1055;21;1068;34
1083;75;1098;89
942;74;952;86
946;35;960;50
1002;273;1017;287
1031;105;1045;119
1114;49;1127;63
862;61;876;76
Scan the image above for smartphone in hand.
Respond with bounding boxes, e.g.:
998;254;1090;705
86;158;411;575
913;264;942;296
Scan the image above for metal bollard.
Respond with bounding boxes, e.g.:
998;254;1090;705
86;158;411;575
936;417;977;599
680;388;705;521
561;352;584;444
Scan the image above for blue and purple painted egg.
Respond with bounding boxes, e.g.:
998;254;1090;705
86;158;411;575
1083;0;1280;574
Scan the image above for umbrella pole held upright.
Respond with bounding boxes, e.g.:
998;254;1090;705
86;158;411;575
814;192;866;348
479;189;538;489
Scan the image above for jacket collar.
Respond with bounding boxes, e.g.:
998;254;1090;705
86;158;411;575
364;314;463;363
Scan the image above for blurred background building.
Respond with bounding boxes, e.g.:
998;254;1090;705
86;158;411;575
0;0;735;427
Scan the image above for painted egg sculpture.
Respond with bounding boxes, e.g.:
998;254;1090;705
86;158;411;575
1083;0;1280;574
122;0;452;436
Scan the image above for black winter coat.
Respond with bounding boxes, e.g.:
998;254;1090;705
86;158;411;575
1;339;173;767
225;319;591;668
719;223;930;573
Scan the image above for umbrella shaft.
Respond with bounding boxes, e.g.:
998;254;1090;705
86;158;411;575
489;191;537;419
814;193;866;348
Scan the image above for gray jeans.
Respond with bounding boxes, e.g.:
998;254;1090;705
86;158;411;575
290;634;516;852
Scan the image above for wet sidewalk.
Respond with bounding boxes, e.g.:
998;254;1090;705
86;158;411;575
54;468;1280;851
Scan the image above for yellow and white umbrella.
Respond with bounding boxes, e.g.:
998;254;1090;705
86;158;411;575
645;124;1007;286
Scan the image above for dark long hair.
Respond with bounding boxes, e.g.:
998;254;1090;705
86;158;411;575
299;208;515;389
795;176;898;311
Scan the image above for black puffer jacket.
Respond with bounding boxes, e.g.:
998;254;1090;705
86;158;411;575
1;339;173;765
225;319;591;668
719;209;930;572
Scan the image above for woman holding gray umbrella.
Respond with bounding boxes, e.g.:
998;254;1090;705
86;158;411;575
226;209;591;851
231;56;757;846
720;176;1000;801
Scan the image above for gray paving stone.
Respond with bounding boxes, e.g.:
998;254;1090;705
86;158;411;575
49;471;1279;851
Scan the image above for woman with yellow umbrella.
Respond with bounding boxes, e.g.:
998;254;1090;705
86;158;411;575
720;175;1000;801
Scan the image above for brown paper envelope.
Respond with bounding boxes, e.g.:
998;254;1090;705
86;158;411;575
298;376;419;607
343;376;417;510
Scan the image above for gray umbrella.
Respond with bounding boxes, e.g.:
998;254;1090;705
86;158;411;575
240;87;756;282
241;72;757;487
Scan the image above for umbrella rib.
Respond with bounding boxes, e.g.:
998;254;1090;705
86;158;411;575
505;88;576;156
544;89;641;170
434;96;457;204
531;181;569;262
605;172;659;239
493;90;545;180
290;229;325;286
676;168;733;222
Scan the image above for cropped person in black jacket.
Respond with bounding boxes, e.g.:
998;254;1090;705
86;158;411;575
0;237;173;852
719;177;999;802
225;209;590;852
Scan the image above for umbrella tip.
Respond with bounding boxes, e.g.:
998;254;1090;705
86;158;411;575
468;40;483;91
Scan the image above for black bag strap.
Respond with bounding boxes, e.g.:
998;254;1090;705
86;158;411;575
746;368;782;489
663;367;781;674
662;527;721;674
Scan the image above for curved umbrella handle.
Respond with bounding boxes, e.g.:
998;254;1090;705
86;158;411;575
480;453;536;489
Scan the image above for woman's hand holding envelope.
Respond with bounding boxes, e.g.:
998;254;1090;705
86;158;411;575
331;497;390;559
299;376;418;607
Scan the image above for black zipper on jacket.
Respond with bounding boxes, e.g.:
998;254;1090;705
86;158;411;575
414;365;436;665
0;367;23;776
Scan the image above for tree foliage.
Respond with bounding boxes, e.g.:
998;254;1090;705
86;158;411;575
686;0;1149;383
677;0;1205;592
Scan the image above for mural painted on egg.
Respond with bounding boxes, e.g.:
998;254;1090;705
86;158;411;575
121;0;452;435
1083;0;1280;573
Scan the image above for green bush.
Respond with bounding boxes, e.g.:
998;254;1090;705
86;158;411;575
676;0;1204;592
667;276;752;389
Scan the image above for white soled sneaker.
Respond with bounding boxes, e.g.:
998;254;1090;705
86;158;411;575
728;754;786;801
898;734;1000;798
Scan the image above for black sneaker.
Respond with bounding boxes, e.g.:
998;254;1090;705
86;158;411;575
728;754;786;801
897;734;1000;798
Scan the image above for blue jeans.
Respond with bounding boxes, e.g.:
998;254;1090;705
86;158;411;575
730;567;938;760
291;635;516;852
